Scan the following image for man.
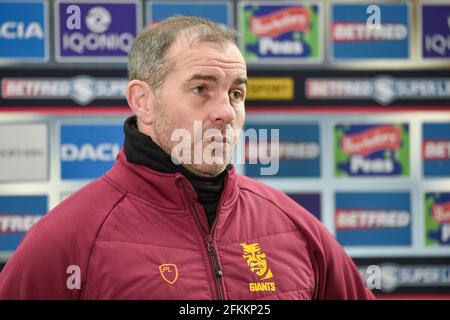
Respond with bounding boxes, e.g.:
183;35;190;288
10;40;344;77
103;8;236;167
0;17;374;300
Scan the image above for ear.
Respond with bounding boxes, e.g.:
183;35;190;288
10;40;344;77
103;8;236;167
126;80;155;125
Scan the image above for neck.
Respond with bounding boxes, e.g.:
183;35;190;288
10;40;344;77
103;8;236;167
123;116;226;227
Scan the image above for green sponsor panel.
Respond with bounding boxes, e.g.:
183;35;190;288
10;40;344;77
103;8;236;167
334;124;409;177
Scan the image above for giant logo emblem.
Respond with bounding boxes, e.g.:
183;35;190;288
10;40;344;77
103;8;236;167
240;242;276;292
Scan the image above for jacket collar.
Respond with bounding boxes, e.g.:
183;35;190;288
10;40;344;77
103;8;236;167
105;150;239;212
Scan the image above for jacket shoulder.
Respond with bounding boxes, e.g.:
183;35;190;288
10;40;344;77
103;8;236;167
0;177;126;299
235;174;318;224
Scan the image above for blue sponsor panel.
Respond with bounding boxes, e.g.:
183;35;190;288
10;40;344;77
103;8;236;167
423;123;450;177
56;0;139;61
60;124;124;179
0;195;47;253
0;0;48;61
421;4;450;59
286;193;321;221
332;3;410;59
148;1;231;27
335;192;412;246
244;123;320;178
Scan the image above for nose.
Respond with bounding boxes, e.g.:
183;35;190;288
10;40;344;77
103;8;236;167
209;93;236;125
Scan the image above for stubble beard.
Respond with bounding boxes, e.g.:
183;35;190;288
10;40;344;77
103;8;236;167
152;106;236;178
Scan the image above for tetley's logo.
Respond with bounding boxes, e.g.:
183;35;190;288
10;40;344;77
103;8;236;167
341;126;402;157
240;242;276;292
250;7;310;37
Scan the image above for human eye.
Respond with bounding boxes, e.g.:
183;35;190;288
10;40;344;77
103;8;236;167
229;89;243;101
193;86;207;95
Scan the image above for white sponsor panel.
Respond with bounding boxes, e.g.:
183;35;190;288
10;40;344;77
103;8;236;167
0;123;48;181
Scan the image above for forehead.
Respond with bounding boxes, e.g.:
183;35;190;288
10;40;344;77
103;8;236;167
166;32;246;78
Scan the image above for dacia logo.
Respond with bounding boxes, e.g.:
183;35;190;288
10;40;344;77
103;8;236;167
240;242;276;292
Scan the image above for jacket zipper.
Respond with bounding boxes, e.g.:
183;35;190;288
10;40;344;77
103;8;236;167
176;179;225;300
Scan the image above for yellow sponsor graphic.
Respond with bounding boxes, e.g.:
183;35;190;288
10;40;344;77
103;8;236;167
246;77;294;100
241;242;276;292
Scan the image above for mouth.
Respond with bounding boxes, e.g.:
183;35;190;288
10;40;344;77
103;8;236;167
204;135;231;147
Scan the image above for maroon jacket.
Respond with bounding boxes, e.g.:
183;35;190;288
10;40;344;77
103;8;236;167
0;150;374;299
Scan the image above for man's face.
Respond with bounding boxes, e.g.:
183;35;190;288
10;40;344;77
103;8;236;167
151;34;247;177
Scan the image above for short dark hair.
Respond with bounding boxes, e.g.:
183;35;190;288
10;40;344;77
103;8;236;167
128;16;240;92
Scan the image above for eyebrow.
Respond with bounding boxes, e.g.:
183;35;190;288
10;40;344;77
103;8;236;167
186;74;247;87
234;77;248;87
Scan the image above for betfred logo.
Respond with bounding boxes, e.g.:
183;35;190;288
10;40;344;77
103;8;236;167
423;123;450;177
331;4;410;59
332;22;407;42
341;126;401;157
335;192;411;246
244;123;320;178
335;209;411;230
423;140;450;160
245;141;319;162
0;215;41;233
1;76;128;105
250;7;310;37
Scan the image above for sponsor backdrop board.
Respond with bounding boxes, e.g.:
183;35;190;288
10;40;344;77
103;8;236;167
420;3;450;60
331;3;410;60
422;123;450;177
55;0;140;62
0;0;48;62
0;123;48;182
425;192;450;246
355;257;450;297
60;123;124;179
147;1;232;27
0;109;449;298
244;123;321;178
239;1;322;63
287;193;321;222
0;195;47;257
335;192;412;246
334;123;409;178
1;69;449;108
0;0;449;296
